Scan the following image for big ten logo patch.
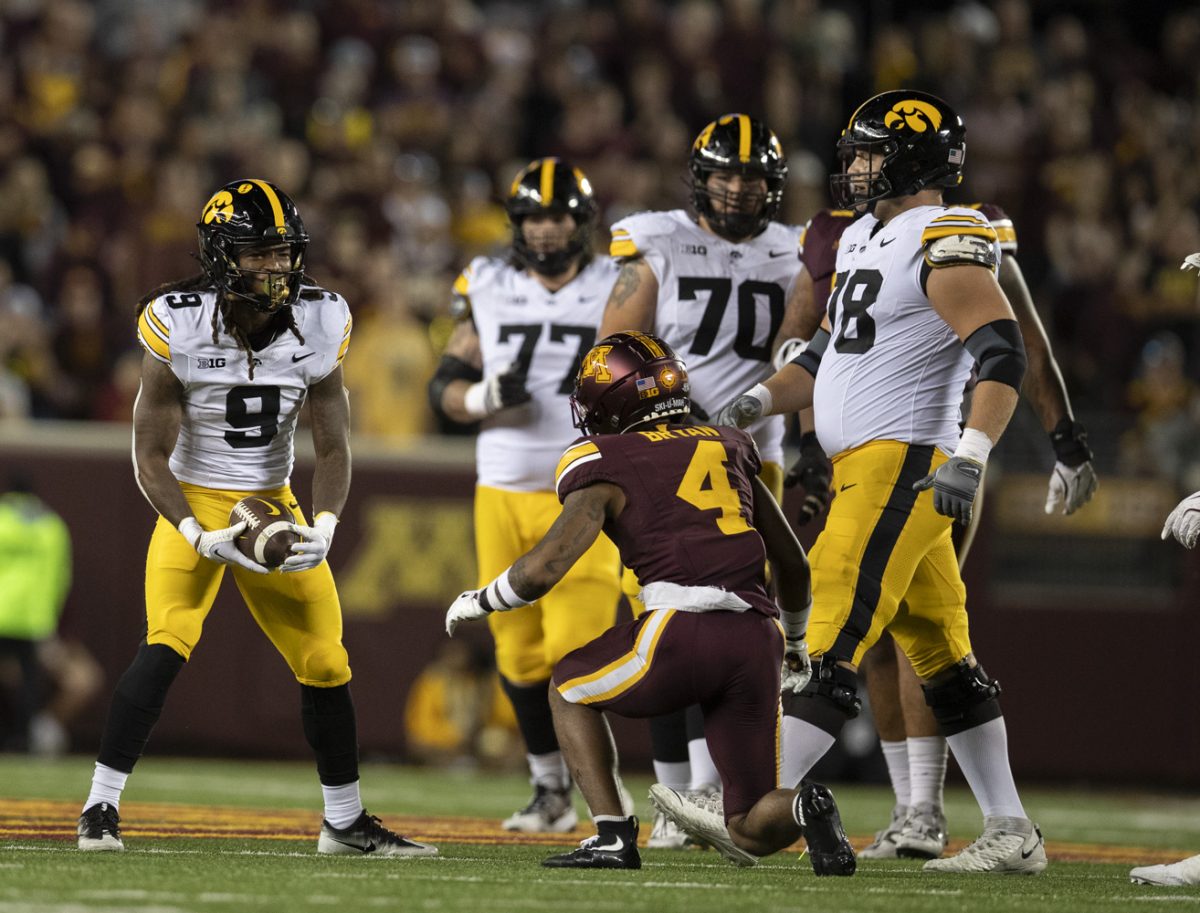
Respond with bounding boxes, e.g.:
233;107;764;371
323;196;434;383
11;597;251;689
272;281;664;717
337;497;475;617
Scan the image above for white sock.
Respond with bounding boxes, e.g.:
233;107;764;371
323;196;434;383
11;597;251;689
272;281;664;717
84;762;129;813
946;717;1026;819
528;751;570;791
908;735;947;808
653;760;691;791
687;738;721;791
322;781;363;829
880;739;912;808
780;717;837;788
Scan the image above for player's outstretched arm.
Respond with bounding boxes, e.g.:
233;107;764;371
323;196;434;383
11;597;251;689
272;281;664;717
998;256;1097;515
598;257;659;337
750;475;812;693
446;483;625;635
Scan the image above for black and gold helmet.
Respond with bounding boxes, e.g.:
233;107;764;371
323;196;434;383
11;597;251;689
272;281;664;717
829;91;966;210
689;114;788;240
505;158;598;276
197;179;309;312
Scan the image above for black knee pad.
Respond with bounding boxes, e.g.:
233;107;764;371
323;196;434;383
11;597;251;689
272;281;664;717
922;659;1003;736
795;655;862;720
97;642;186;772
649;709;689;763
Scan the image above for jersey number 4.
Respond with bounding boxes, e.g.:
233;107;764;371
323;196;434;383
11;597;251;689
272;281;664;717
678;278;784;361
676;440;752;536
827;268;882;354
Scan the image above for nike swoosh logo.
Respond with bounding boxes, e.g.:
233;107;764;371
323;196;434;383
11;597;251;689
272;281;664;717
1021;845;1038;859
589;838;624;852
879;238;895;247
255;499;281;516
839;483;856;492
768;250;790;258
292;352;315;362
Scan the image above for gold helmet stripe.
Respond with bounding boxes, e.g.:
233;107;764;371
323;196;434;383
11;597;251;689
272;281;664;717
247;179;287;235
737;114;752;162
629;331;665;358
695;120;717;150
540;158;557;207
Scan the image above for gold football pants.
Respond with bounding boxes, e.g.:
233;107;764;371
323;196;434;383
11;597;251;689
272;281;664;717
806;441;972;679
144;482;349;686
475;485;621;684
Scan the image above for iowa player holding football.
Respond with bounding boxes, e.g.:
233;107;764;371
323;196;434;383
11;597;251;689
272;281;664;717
77;180;435;857
599;115;805;843
429;160;623;832
788;202;1096;859
721;91;1048;874
446;332;854;875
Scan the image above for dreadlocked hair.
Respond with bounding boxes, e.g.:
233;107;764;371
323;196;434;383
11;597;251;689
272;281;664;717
136;274;211;317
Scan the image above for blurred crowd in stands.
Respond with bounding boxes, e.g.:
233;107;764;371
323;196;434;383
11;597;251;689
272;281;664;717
2;0;1200;489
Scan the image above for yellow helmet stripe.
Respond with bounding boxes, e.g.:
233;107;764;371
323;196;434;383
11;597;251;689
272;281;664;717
247;179;286;234
630;331;665;358
540;158;557;207
695;120;717;150
737;114;752;162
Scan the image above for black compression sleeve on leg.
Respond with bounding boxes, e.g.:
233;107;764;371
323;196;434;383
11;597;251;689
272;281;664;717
684;703;706;742
97;642;185;773
649;708;689;763
500;676;560;755
301;683;360;786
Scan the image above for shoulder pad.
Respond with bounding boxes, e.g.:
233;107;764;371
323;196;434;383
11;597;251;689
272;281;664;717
967;202;1017;253
609;210;678;259
924;233;998;269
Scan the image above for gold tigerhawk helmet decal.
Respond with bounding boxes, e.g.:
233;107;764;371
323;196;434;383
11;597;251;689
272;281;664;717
883;99;943;133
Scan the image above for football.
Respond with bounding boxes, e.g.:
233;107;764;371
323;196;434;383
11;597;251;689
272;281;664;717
229;496;301;570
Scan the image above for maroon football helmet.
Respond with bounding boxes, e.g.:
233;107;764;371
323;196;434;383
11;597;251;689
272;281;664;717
570;331;690;434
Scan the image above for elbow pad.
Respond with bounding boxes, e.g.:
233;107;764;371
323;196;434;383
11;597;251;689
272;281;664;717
428;354;482;421
963;319;1026;391
794;327;830;378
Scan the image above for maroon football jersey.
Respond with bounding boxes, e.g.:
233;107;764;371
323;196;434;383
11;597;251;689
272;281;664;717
800;203;1018;314
555;423;776;617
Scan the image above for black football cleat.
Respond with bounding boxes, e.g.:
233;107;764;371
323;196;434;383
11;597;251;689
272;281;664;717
799;781;856;876
542;819;641;869
77;802;124;851
317;810;438;857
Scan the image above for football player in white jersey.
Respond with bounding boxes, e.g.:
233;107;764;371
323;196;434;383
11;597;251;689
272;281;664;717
429;159;624;832
76;180;435;857
717;91;1048;875
599;114;808;847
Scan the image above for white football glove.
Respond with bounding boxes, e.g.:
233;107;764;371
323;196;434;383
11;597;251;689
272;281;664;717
1181;253;1200;273
445;589;491;636
1044;461;1098;515
463;362;531;418
178;516;269;575
781;639;812;694
282;512;338;573
1162;491;1200;548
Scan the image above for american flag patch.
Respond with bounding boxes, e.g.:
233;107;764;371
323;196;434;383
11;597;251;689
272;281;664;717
948;148;964;164
636;376;659;398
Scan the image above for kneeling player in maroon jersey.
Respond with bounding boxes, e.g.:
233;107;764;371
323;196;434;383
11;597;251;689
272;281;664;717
445;331;855;875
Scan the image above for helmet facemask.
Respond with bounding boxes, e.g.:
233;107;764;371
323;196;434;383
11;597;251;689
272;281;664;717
511;212;592;277
691;166;785;241
203;236;308;313
829;140;897;210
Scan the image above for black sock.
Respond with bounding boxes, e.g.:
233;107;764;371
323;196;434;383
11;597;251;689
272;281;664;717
500;677;559;755
596;816;638;844
97;642;185;772
301;683;359;786
649;708;688;763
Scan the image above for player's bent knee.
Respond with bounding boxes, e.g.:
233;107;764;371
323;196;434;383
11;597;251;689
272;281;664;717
295;644;350;686
921;659;1002;736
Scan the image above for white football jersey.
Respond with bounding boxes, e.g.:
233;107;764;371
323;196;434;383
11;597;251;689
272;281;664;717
609;210;801;465
813;205;1001;457
456;256;619;491
136;285;352;490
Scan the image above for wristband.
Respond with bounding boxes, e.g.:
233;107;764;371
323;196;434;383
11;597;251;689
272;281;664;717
746;383;774;418
479;566;533;613
954;428;993;465
463;381;490;419
178;516;203;549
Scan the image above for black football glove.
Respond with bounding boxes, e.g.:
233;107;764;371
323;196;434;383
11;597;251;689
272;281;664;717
784;432;833;526
913;456;984;524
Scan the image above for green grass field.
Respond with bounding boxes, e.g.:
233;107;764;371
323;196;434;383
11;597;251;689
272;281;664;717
3;755;1199;913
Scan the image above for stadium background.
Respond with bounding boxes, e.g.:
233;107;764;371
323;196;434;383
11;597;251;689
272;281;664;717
1;0;1199;784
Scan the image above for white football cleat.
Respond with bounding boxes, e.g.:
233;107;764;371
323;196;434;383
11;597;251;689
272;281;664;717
503;784;578;833
1131;853;1200;886
895;802;948;859
923;817;1046;875
647;784;757;867
858;803;910;859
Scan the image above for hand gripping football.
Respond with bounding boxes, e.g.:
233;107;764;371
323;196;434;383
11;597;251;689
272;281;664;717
229;496;301;570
